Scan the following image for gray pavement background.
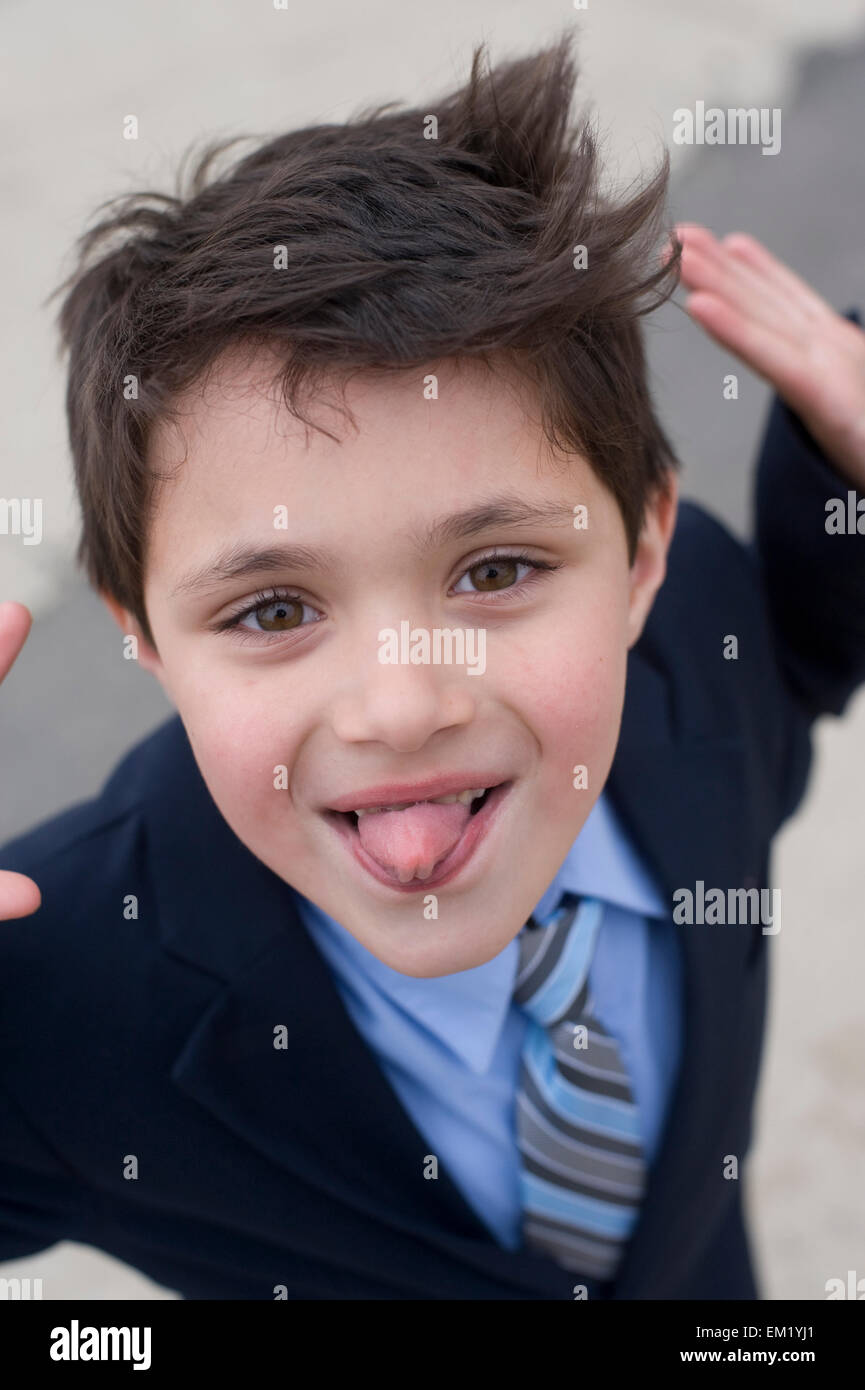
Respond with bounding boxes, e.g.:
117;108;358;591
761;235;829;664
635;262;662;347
1;0;864;1299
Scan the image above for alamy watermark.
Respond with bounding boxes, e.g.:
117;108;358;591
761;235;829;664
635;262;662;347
673;880;780;935
825;1270;865;1299
673;102;781;157
378;621;486;676
49;1321;151;1370
825;490;865;533
0;497;42;545
0;1276;43;1299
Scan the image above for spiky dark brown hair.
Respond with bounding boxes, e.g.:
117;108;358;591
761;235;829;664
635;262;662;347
50;30;681;649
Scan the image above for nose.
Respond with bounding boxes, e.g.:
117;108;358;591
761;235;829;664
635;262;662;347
330;639;478;753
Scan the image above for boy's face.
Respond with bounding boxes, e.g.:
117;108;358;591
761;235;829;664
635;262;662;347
107;348;676;977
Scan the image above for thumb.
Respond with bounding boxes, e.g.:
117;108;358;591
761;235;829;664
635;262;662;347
0;870;42;920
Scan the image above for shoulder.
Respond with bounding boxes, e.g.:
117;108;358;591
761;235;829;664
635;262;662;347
644;497;771;681
0;714;214;1173
636;497;801;769
0;714;185;878
0;714;185;992
662;498;761;624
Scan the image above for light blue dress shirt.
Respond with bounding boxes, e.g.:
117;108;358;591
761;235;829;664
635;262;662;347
294;790;683;1250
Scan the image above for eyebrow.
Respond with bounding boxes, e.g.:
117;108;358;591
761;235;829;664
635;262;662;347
170;495;575;599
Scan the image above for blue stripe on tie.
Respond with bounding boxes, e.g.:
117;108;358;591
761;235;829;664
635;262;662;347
526;899;603;1025
523;1021;641;1141
519;1171;637;1239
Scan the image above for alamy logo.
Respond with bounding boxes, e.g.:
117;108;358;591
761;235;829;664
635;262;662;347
0;497;42;545
50;1320;151;1370
825;491;865;533
825;1271;865;1299
0;1276;42;1298
378;620;486;675
672;102;781;156
673;880;780;935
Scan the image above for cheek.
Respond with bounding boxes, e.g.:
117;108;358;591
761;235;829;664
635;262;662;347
496;586;629;756
533;647;626;795
175;678;302;824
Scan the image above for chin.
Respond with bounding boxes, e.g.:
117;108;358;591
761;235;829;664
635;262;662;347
381;928;509;978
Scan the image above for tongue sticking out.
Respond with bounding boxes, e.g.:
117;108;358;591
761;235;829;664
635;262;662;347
356;799;474;881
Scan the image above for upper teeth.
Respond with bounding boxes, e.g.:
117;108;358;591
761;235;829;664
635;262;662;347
354;787;486;817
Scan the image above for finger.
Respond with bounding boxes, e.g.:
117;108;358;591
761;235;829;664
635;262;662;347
679;230;805;320
721;233;833;321
0;601;32;686
674;223;720;249
684;290;805;392
0;871;41;921
661;223;715;266
674;224;736;272
679;242;808;337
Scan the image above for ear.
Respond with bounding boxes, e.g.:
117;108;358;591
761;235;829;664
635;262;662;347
625;474;679;649
100;592;166;684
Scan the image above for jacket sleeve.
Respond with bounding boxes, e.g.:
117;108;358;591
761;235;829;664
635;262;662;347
749;308;865;821
0;823;103;1268
0;1077;96;1264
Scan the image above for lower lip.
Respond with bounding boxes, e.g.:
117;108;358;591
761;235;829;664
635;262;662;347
324;782;514;893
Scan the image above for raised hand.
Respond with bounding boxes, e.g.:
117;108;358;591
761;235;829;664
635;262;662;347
673;223;865;490
0;602;41;920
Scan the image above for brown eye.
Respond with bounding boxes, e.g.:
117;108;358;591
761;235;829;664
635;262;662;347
466;558;519;591
219;589;323;640
255;598;304;631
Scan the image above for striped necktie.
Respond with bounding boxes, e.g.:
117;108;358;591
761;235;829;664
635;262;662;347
513;891;647;1282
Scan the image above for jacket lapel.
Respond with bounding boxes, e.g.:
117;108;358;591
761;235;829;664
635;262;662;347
605;647;764;1297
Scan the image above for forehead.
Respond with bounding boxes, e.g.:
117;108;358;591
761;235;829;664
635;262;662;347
143;344;595;563
149;344;550;464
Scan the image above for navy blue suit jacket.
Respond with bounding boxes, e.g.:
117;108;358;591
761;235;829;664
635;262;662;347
1;395;864;1300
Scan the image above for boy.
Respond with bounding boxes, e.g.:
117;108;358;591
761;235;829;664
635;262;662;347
1;34;863;1299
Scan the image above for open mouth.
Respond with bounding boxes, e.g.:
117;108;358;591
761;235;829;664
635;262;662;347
350;785;494;824
323;781;512;891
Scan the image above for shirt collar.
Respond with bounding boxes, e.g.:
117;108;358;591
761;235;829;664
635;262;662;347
299;890;518;1074
530;789;668;924
296;790;667;1076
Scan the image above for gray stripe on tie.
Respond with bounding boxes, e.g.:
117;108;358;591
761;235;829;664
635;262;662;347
521;1141;645;1203
575;1028;623;1056
523;1219;623;1278
521;1148;644;1206
520;1063;643;1159
555;1050;634;1103
518;1093;646;1180
513;919;557;990
554;1045;629;1084
513;900;580;1004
